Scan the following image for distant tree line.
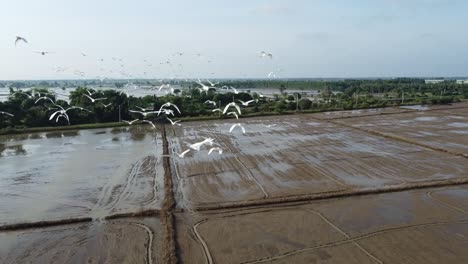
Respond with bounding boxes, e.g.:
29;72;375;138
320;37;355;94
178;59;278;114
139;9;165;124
0;79;466;129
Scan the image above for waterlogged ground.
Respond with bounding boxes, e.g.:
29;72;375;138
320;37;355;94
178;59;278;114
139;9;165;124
0;126;164;225
169;103;468;209
177;185;468;264
1;103;468;263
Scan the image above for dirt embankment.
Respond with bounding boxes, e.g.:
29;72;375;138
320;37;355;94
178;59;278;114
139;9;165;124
0;217;93;231
160;125;178;264
193;178;468;212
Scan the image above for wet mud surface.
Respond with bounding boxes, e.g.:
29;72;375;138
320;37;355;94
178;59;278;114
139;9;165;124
2;103;468;263
177;185;468;264
0;126;164;225
170;103;468;209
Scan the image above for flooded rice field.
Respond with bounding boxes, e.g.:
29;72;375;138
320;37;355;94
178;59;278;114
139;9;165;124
1;102;468;263
169;103;468;209
0;126;164;224
177;185;468;264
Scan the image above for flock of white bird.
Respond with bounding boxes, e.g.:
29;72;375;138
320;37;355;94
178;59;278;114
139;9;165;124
1;36;278;159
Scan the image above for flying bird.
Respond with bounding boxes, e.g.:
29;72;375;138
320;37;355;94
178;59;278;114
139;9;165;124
195;79;212;92
189;138;214;151
129;110;160;117
0;111;14;117
11;91;34;99
49;106;90;125
238;99;256;106
159;102;181;114
229;86;239;94
85;89;102;96
141;120;156;129
208;147;223;155
167;117;181;126
206;80;219;87
34;51;55;55
83;94;107;103
101;103;112;108
176;149;191;158
35;96;56;105
260;51;273;59
204;100;216;106
223;102;242;115
15;36;28;46
229;123;246;134
122;119;139;125
212;108;222;113
227;111;239;119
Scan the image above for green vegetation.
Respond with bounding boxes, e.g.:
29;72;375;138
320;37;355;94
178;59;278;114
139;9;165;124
1;78;467;131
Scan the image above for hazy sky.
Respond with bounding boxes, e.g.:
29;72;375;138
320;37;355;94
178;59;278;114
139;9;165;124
1;0;467;80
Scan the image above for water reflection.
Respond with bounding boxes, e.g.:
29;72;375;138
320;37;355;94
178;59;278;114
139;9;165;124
62;131;79;137
0;144;27;157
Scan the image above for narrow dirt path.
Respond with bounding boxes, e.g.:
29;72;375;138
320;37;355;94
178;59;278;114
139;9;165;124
160;124;178;264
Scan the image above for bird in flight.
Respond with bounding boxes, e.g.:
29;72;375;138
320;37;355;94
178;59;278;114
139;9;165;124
229;86;240;94
15;36;28;46
229;123;246;134
49;106;91;125
129;109;161;117
208;147;223;155
85;88;102;96
11;91;35;99
122;119;139;125
195;80;211;93
204;100;216;106
227;111;239;119
141;120;157;129
83;94;107;103
206;80;219;87
35;96;56;105
159;102;181;115
260;51;273;59
34;51;55;55
238;99;256;106
0;111;14;117
223;102;242;115
101;103;112;108
167;117;181;126
189;138;214;151
176;149;191;158
212;108;222;113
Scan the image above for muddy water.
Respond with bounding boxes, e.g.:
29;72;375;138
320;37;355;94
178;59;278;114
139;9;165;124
0;217;159;264
0;126;164;225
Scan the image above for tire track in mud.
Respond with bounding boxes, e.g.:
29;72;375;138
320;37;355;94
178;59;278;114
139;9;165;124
426;190;466;213
306;209;383;264
202;122;269;199
320;116;468;160
127;222;154;264
193;179;468;212
242;218;468;264
192;220;214;264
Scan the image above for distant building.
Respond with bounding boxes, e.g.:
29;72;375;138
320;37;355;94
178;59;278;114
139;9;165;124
425;79;445;84
456;80;468;84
